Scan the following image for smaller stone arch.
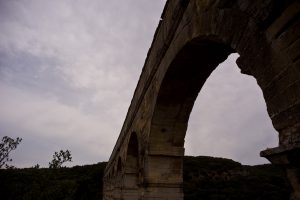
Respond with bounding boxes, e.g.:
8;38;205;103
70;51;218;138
114;162;118;176
117;157;123;173
116;157;124;199
122;131;140;199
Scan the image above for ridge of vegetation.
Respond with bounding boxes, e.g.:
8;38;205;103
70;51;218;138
183;156;291;200
0;156;291;200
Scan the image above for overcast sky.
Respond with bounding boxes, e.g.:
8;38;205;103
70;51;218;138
0;0;278;168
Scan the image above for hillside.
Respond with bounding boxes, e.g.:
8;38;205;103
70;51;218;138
0;163;106;200
183;156;291;200
0;156;291;200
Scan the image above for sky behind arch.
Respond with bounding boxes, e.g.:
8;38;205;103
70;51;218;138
0;0;278;167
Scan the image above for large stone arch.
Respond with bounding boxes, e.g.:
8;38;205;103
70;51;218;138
104;0;300;199
145;39;233;199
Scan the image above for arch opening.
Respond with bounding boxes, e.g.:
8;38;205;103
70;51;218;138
122;132;139;199
117;157;122;173
127;132;139;159
185;53;279;165
150;39;234;150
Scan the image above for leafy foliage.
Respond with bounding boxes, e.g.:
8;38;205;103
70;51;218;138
49;150;72;169
0;136;22;169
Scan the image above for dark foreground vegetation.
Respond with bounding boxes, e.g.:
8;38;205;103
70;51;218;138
0;156;291;200
0;163;106;200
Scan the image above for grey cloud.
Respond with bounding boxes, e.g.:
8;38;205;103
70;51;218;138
0;0;276;167
0;0;166;167
0;82;119;167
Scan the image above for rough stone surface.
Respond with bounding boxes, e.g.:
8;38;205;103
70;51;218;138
103;0;300;199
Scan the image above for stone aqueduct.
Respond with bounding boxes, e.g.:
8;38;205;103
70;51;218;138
103;0;300;199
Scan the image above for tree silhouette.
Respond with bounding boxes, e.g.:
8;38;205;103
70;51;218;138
49;150;72;168
0;136;22;169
